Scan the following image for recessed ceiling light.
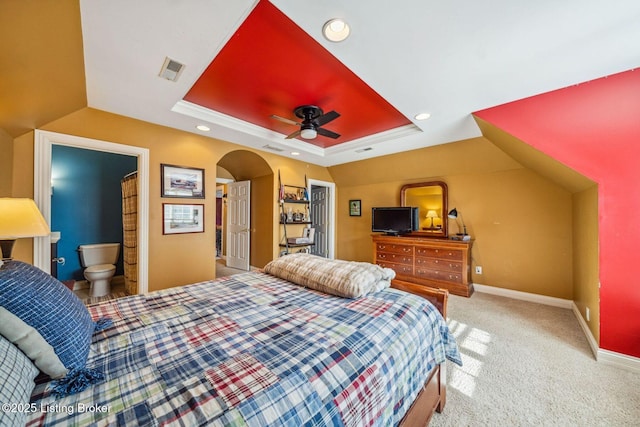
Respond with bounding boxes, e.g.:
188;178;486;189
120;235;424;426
323;18;350;42
196;124;210;131
414;113;431;121
291;151;300;156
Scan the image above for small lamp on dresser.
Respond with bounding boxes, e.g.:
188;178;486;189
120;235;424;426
448;207;469;238
0;198;50;266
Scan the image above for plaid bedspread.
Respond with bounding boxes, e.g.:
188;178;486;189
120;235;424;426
26;271;461;427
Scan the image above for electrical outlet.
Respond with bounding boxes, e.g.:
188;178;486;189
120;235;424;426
586;307;590;322
475;266;482;274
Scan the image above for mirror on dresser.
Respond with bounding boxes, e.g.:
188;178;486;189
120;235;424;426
400;181;448;238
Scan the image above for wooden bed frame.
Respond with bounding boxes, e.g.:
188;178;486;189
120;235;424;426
393;279;449;427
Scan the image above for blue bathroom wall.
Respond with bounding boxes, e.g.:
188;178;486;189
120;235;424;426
51;145;137;281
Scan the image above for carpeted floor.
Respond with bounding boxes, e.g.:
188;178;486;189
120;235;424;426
215;258;257;278
430;292;640;426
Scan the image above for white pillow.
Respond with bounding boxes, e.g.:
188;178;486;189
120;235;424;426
0;306;68;378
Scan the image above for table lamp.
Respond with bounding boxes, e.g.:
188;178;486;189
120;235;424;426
426;210;439;228
0;198;50;263
447;207;468;236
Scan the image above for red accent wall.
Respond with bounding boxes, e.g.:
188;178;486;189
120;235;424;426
475;69;640;358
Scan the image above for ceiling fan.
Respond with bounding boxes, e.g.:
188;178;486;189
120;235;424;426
271;105;340;140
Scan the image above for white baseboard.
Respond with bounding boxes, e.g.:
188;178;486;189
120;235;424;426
473;283;573;309
597;349;640;373
474;283;640;373
571;302;599;358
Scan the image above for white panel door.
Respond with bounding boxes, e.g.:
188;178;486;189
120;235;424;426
226;180;250;270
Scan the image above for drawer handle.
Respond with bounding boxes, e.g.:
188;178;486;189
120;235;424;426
448;252;453;256
403;248;411;252
434;260;439;264
379;254;386;259
379;245;386;249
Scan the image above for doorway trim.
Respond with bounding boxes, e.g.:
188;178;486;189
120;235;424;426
308;178;336;259
33;130;150;294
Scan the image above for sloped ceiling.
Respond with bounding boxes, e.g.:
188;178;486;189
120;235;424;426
2;1;640;168
0;0;86;137
78;0;640;166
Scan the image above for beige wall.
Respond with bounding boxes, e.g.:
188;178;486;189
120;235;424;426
11;107;333;291
573;186;600;341
0;129;13;196
7;105;596;305
331;139;574;299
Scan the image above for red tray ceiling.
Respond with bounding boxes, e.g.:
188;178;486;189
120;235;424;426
183;0;411;148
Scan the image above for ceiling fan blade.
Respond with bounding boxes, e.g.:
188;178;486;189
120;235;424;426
315;110;340;126
285;129;302;139
316;127;340;139
270;114;300;126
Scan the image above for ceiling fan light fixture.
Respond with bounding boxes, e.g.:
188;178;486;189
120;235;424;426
323;18;350;42
196;124;210;131
300;127;318;139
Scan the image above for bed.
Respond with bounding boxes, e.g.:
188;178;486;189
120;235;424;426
0;254;461;426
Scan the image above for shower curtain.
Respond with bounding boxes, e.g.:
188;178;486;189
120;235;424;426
121;171;138;295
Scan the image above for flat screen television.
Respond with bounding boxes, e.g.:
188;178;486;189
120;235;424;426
371;207;418;235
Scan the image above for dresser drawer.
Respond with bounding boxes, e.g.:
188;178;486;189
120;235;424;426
376;252;413;265
415;257;462;272
416;247;463;261
376;260;414;276
375;243;413;255
415;268;463;284
372;234;473;297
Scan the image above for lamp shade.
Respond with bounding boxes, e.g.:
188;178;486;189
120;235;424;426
448;208;458;219
0;198;50;238
426;210;438;219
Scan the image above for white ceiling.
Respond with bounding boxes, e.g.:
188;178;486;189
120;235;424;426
80;0;640;166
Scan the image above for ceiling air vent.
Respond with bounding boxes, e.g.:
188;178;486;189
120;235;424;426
262;144;285;152
355;147;373;153
159;57;185;82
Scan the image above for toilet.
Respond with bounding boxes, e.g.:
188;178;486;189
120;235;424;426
78;243;120;297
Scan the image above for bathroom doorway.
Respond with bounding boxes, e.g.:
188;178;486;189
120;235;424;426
50;145;136;289
33;130;150;294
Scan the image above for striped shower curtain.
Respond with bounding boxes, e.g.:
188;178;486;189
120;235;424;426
121;172;138;295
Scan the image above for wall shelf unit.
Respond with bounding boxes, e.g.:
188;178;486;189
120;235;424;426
278;171;313;255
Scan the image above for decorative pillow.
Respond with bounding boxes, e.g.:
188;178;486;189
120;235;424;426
0;261;102;395
264;253;395;298
0;335;39;427
0;307;68;378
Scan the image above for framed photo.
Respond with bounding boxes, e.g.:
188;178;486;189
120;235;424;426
163;203;204;234
349;199;361;216
161;164;205;198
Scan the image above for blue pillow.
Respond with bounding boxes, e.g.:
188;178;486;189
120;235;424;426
0;261;103;395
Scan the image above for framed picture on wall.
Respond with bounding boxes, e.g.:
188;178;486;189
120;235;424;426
161;164;205;198
163;203;204;234
349;199;361;216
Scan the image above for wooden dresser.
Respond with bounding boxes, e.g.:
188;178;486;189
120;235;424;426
372;234;474;297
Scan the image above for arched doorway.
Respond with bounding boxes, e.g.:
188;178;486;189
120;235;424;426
217;150;274;269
